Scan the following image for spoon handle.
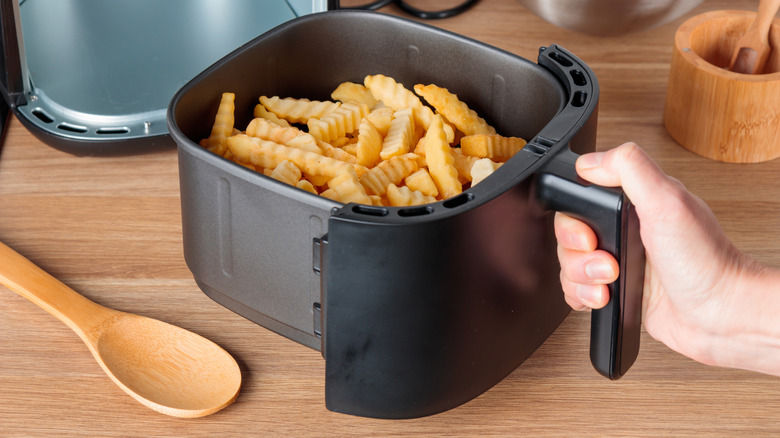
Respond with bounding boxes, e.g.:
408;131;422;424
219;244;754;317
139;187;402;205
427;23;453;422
754;0;780;44
0;241;111;338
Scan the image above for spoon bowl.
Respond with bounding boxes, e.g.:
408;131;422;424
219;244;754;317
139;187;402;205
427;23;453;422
0;241;242;418
95;313;242;417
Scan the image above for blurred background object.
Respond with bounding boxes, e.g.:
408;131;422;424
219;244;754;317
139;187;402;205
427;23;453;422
517;0;704;36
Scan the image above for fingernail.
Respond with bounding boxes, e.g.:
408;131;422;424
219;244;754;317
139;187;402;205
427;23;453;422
576;284;603;307
585;259;615;280
577;152;604;170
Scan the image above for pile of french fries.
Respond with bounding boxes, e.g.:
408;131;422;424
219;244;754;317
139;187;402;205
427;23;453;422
200;74;526;206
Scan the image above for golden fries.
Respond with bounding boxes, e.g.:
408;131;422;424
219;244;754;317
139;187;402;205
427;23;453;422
269;160;302;185
470;158;502;186
414;84;496;136
365;107;394;137
254;103;290;127
404;169;438;198
380;108;415;160
327;169;372;205
246;118;320;153
331;81;378;108
307;102;369;144
359;153;419;196
424;115;462;199
460;134;527;160
226;134;354;178
202;92;235;156
364;74;455;143
356;118;383;168
200;75;527;206
259;96;340;124
386;184;437;206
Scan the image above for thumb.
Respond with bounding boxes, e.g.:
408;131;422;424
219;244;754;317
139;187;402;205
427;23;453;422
575;142;672;216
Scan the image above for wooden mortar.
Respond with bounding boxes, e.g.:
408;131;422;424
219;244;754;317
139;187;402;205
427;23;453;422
664;10;780;163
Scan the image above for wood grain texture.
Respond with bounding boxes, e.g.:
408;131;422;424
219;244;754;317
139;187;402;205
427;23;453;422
2;0;780;436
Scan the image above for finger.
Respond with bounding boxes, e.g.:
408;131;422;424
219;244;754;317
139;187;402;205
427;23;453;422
564;292;591;311
575;142;674;217
554;212;598;252
560;272;610;310
557;245;620;284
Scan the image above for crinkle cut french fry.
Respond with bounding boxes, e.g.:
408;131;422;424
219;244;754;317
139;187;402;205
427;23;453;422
341;142;358;157
364;74;421;113
304;173;331;187
318;140;358;164
470;158;502;186
226;134;353;178
356;117;382;168
451;148;480;182
359;153;419;196
329;136;352;148
460;134;527;160
331;81;378;107
205;92;235;156
368;195;384;206
307;102;369;144
404;168;439;197
364;74;454;143
327;169;372;205
424;115;462;199
259;96;340;124
269;160;302;186
365;107;394;137
254;103;290;127
296;179;319;195
246;118;320;153
414;83;496;136
320;188;341;202
386;184;437;206
380;108;415;160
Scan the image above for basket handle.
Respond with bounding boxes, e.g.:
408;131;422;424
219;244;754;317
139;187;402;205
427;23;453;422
535;146;645;379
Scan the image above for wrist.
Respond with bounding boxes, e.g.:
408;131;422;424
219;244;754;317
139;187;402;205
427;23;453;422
706;258;780;376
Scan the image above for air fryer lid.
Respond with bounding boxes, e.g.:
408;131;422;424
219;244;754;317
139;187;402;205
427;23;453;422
169;10;645;420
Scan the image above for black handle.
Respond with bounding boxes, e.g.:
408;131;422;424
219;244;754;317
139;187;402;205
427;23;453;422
535;147;645;379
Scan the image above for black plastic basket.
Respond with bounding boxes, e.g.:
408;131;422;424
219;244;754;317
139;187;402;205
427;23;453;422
168;10;645;419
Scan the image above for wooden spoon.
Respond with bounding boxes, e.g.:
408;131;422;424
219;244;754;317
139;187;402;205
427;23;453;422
729;0;780;74
0;241;242;418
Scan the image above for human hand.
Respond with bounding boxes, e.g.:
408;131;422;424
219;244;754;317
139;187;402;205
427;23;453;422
555;143;779;372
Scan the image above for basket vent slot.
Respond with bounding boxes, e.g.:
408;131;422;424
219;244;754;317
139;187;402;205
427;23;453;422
31;109;53;123
57;123;88;133
442;193;474;209
397;206;433;217
96;127;130;135
352;205;389;217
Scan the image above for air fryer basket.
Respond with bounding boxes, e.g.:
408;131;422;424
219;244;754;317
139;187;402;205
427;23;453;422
169;10;645;419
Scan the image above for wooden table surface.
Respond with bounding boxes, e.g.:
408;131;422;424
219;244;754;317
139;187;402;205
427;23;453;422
2;0;780;436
